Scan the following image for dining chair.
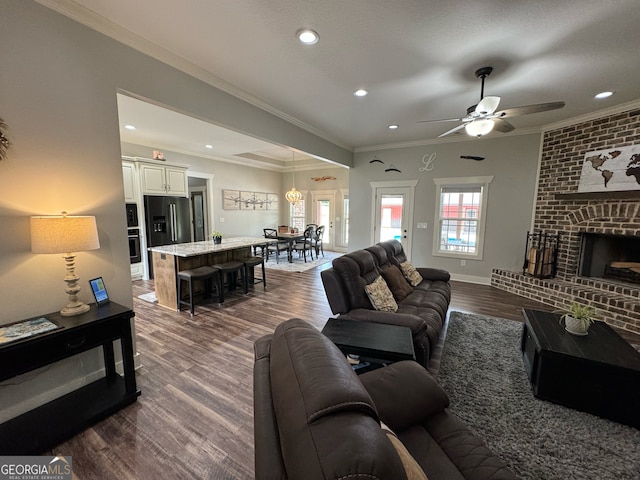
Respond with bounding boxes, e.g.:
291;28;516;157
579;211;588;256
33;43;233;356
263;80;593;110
292;226;314;262
313;225;325;258
264;228;289;263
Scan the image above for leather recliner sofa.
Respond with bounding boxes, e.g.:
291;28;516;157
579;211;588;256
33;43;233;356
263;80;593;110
253;318;517;480
321;239;451;368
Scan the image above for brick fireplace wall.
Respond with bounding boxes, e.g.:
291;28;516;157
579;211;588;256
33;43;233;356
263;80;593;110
492;108;640;334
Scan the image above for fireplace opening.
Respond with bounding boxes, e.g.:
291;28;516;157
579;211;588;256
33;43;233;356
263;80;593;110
579;233;640;284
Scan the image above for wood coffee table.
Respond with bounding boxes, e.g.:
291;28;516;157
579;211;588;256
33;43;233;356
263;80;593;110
321;318;415;373
521;308;640;428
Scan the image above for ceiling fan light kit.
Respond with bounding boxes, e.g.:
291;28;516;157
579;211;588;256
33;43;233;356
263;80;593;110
419;66;565;139
465;119;495;137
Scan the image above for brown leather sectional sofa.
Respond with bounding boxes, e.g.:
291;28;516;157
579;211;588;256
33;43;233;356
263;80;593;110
321;239;451;368
253;318;517;480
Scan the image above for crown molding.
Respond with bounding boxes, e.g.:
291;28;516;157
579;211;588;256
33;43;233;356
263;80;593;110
35;0;353;152
122;141;340;173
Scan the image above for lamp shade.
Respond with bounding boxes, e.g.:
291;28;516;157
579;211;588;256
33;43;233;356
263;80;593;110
465;119;495;137
31;214;100;254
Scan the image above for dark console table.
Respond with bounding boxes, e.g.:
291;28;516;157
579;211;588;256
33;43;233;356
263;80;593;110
0;302;140;454
322;318;415;373
521;308;640;428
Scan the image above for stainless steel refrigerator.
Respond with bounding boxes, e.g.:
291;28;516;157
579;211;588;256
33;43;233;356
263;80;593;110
144;195;191;278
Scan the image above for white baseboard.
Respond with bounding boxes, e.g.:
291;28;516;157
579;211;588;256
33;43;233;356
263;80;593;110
450;273;491;285
133;351;142;370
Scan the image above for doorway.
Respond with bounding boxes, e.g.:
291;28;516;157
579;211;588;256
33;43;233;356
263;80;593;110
191;190;206;241
311;191;336;251
187;172;215;242
371;181;417;256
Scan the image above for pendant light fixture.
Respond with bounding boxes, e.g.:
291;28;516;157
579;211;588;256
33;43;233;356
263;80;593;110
285;151;303;204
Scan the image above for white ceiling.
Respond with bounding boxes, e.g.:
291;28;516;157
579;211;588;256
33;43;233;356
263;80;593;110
117;94;323;171
41;0;640;164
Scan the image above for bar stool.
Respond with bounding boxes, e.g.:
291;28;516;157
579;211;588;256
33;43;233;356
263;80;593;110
211;260;247;302
241;254;266;289
177;266;221;316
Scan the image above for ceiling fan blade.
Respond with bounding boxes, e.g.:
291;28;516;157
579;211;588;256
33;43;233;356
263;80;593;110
438;123;468;138
476;96;500;115
496;101;565;118
417;117;465;124
493;118;515;133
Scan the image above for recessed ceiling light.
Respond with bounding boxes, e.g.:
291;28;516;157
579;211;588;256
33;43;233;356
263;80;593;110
354;89;368;97
296;28;319;45
388;124;399;130
124;124;136;130
594;91;614;99
205;144;213;149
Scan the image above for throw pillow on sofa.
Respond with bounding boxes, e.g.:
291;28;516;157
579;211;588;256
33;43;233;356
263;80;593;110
382;265;413;302
400;261;423;287
364;276;398;312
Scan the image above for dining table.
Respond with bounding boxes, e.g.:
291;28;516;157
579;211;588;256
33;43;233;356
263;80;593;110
275;232;306;262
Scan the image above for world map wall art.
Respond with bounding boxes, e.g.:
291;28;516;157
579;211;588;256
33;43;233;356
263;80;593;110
578;144;640;192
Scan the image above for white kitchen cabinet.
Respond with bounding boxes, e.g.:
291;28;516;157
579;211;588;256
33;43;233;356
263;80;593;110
139;163;187;196
164;167;188;196
122;161;138;202
130;262;144;280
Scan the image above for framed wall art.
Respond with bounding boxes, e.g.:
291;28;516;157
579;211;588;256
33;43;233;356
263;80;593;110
223;190;241;210
578;144;640;193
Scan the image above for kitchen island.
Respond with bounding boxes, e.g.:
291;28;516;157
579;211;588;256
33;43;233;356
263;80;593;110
149;237;270;309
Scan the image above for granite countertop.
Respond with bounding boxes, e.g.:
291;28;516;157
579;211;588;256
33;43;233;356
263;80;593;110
148;236;271;257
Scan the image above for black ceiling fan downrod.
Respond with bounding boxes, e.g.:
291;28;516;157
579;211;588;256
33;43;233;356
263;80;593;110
475;66;493;101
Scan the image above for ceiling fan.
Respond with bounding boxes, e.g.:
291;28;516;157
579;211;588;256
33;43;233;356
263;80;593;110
419;67;565;138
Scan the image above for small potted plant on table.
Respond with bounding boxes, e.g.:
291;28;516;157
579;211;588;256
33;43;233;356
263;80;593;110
556;302;597;336
211;231;223;245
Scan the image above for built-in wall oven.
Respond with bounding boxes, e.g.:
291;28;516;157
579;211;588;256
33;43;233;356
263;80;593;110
126;203;142;264
128;228;142;264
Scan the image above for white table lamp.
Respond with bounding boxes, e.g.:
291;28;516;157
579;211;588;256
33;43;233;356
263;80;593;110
31;212;100;316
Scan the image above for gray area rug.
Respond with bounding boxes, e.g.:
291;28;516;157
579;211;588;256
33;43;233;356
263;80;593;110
438;311;640;480
263;249;340;273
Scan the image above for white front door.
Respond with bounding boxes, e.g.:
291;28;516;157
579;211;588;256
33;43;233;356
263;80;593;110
311;191;335;251
372;182;416;255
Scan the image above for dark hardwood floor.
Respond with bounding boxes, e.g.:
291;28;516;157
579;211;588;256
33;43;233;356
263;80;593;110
46;264;638;479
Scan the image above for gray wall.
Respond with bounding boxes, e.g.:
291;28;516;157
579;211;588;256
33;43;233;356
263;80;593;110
0;0;350;421
350;133;542;282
